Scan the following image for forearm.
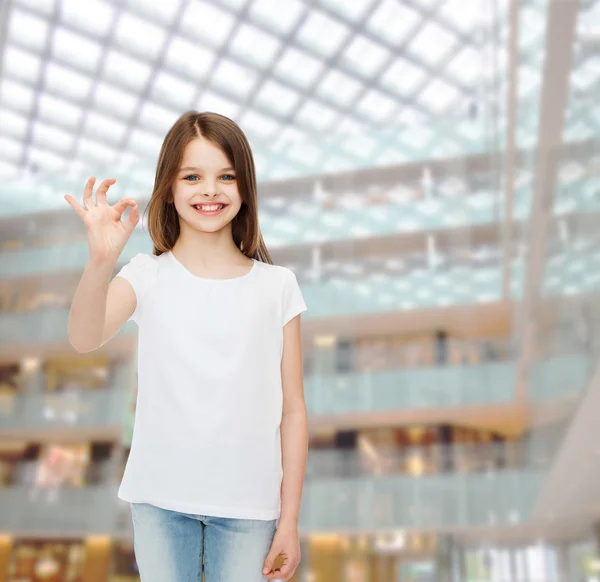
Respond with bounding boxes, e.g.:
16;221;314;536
279;408;308;526
68;258;115;353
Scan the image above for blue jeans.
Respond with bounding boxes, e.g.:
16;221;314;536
130;502;278;581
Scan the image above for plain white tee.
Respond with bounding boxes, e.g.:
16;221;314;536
115;250;307;520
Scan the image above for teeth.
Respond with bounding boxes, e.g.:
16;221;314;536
195;204;223;211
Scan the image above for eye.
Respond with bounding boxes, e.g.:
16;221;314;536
183;175;199;181
221;174;236;181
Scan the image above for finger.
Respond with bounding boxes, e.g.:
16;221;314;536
95;178;116;205
124;203;139;234
113;198;136;217
83;176;96;208
64;194;86;220
263;552;278;576
275;561;295;579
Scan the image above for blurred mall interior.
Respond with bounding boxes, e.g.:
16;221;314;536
1;0;600;580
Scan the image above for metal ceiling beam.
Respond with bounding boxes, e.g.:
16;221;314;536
116;0;190;152
514;0;578;402
17;0;60;171
66;0;126;162
0;0;12;85
501;0;520;299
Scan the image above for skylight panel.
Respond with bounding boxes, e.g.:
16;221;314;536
124;0;183;25
13;0;56;16
212;59;258;99
254;81;301;116
408;22;456;66
78;137;118;163
446;47;482;85
93;82;138;119
197;91;241;119
52;27;103;73
8;9;49;53
104;50;152;92
128;128;163;158
439;0;484;31
239;110;280;141
28;146;66;170
38;94;83;129
138;103;180;135
249;0;306;35
180;1;235;49
115;12;167;60
342;36;390;78
61;0;116;38
45;63;93;102
366;0;422;45
380;58;427;96
32;121;74;153
327;0;378;21
1;110;28;140
419;80;460;113
340;133;379;158
0;136;23;163
316;69;362;106
273;47;324;88
0;79;35;114
229;23;281;69
151;72;196;109
164;37;215;79
285;141;323;167
3;46;42;86
295;100;338;132
84;111;128;145
356;90;397;123
296;11;350;58
335;116;367;135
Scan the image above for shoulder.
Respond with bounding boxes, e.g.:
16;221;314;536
117;252;161;287
256;261;298;283
129;253;163;269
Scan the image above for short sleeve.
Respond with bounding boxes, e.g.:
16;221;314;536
281;268;307;326
115;253;156;324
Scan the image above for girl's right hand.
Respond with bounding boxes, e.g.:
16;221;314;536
65;177;139;264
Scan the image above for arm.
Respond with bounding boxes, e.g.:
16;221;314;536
263;314;307;580
69;259;136;353
65;177;138;353
279;314;308;526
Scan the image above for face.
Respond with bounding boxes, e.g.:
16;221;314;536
171;136;242;234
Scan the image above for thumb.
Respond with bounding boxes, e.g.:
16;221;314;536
263;548;279;575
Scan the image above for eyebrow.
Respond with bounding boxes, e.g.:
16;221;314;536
179;166;235;173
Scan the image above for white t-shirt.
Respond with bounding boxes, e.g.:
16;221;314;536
115;250;307;520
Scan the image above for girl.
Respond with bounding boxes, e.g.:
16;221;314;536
65;112;308;581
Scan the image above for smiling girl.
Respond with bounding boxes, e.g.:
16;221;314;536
65;111;308;581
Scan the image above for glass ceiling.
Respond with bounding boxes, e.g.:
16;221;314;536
0;0;518;213
0;0;596;217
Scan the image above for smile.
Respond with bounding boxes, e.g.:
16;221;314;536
192;203;228;216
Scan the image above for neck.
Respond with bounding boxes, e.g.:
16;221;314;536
172;221;247;266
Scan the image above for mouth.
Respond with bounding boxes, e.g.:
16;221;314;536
192;203;228;216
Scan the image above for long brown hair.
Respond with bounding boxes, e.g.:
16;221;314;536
144;111;272;264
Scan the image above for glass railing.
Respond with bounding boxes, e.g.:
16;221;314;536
4;244;600;315
0;364;131;434
300;468;545;531
1;351;588;438
0;485;119;533
305;361;516;414
0;468;545;534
